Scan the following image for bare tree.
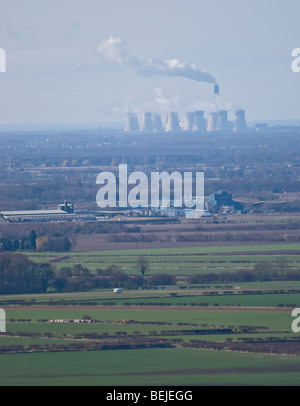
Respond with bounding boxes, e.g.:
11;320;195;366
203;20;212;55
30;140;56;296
136;256;150;277
277;257;288;279
253;262;274;281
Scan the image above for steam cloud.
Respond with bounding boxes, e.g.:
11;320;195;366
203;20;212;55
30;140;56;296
98;35;216;84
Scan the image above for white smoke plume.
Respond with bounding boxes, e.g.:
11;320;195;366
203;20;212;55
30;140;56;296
98;35;216;84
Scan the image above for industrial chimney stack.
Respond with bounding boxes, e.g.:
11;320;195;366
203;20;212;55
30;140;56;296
214;84;220;97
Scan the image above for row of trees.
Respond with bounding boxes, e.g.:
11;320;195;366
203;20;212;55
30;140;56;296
1;251;298;295
53;264;176;293
0;230;37;251
186;261;299;284
0;252;54;294
0;252;173;294
180;339;300;356
0;230;72;253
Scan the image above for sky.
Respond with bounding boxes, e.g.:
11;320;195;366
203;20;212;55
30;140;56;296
0;0;299;125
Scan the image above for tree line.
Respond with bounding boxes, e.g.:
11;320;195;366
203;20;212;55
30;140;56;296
0;230;72;253
186;261;299;284
53;263;176;293
1;251;298;295
0;252;174;295
0;252;54;294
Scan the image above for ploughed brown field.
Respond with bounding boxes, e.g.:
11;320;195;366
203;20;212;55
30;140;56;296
71;213;300;251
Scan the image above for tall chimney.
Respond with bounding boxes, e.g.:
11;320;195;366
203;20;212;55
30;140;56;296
207;112;218;132
124;113;140;133
233;110;248;132
193;111;207;133
216;110;229;131
140;112;154;133
214;84;220;97
165;112;181;133
183;112;194;132
152;114;164;132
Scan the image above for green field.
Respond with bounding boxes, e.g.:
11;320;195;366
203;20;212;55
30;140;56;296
25;243;300;276
1;243;300;386
1;286;300;308
2;348;300;386
0;299;298;385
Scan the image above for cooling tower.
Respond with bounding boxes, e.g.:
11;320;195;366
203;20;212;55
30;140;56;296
124;113;140;132
193;111;206;133
152;114;164;132
216;111;229;132
165;112;181;133
233;110;248;132
140;112;154;133
183;112;194;132
207;112;218;132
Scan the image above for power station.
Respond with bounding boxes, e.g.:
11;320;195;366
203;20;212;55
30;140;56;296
165;112;181;133
124;113;140;133
123;84;248;134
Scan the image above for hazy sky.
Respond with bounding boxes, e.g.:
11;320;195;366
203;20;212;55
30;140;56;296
0;0;299;125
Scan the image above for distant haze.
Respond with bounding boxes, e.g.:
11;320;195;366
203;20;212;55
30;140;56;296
0;0;299;124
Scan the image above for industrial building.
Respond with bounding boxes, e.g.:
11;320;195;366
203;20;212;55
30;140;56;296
124;109;247;134
140;112;154;133
0;202;97;223
58;200;74;213
192;111;207;132
123;83;248;134
151;113;164;132
124;113;140;133
208;191;245;214
233;110;248;132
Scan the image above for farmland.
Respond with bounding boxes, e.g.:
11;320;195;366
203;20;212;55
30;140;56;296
25;242;300;276
1;195;300;386
1;241;300;386
0;302;299;386
3;348;300;386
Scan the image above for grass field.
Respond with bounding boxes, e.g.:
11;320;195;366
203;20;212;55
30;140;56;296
0;296;298;385
25;243;300;276
1;242;300;386
1;304;299;386
2;348;300;386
